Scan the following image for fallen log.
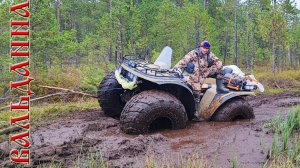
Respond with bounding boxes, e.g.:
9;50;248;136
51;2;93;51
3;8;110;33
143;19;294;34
0;126;21;135
0;85;97;111
40;85;97;98
0;92;69;111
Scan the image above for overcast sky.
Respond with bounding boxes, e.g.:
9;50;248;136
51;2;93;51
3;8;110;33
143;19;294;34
295;0;300;9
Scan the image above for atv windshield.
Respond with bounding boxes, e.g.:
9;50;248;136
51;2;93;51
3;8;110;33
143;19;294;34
154;46;172;69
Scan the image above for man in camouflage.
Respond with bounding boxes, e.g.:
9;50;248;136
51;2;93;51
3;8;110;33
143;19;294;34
174;41;229;95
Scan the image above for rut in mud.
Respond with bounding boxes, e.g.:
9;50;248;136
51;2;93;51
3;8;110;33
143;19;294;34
1;92;299;167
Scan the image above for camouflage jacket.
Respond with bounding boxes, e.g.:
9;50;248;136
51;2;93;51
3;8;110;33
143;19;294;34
174;49;223;90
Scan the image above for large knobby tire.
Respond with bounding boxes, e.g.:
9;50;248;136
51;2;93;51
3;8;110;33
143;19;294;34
120;90;188;134
211;98;254;121
97;72;124;117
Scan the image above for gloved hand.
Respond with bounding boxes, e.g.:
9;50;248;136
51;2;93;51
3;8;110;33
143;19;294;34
183;76;189;82
173;68;183;78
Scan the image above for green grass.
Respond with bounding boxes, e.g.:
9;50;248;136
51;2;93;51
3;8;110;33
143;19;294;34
36;161;63;168
264;105;300;167
254;68;300;90
0;98;98;126
75;149;107;168
142;154;212;168
0;63;113;101
262;88;300;94
73;151;212;168
263;88;286;94
0;99;99;141
241;68;300;94
264;156;296;168
31;64;112;95
231;156;241;168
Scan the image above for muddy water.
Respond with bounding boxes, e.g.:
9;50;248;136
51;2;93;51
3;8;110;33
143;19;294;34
1;93;299;167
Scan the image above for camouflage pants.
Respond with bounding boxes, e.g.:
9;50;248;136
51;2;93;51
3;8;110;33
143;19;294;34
187;67;224;94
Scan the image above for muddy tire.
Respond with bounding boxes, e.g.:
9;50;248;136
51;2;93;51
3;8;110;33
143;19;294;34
120;90;188;134
211;98;254;121
97;72;124;117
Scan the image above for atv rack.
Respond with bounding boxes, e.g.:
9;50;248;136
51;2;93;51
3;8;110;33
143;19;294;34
120;53;182;78
122;54;145;62
124;61;181;79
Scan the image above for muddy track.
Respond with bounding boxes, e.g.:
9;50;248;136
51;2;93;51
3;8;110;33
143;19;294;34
1;92;300;167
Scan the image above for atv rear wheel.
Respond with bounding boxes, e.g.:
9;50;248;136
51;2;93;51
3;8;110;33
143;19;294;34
120;90;188;134
211;98;254;121
97;72;124;117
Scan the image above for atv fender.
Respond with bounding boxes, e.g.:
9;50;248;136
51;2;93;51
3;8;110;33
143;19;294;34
121;63;196;120
158;83;195;120
199;91;255;120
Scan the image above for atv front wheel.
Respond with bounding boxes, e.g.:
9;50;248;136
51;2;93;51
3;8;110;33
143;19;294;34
120;90;188;134
211;98;254;121
97;72;124;117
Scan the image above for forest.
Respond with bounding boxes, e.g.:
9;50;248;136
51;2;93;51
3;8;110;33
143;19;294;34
0;1;300;167
0;0;299;96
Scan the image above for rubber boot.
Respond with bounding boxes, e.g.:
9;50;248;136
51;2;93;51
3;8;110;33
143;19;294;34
193;103;201;121
216;79;229;94
192;92;201;121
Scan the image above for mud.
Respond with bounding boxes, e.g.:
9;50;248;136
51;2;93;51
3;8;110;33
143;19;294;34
1;92;300;167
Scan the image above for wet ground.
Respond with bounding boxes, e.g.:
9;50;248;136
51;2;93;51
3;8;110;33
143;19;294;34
1;92;300;167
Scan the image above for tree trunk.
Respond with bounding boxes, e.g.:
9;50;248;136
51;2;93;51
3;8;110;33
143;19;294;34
224;27;228;65
243;45;249;73
234;0;238;66
195;15;200;48
114;49;118;66
43;52;48;74
134;0;139;6
288;47;292;67
281;46;285;72
116;18;123;64
108;45;112;61
272;40;280;88
55;0;61;32
246;28;250;72
75;51;80;67
276;47;280;73
250;31;255;71
109;0;113;61
203;0;207;10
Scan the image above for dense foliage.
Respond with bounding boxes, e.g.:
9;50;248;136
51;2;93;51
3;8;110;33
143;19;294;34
0;0;299;96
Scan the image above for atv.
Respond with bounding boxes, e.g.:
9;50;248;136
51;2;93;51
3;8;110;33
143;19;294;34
97;46;264;135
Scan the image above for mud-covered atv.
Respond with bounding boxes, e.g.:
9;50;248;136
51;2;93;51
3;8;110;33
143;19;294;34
97;46;264;135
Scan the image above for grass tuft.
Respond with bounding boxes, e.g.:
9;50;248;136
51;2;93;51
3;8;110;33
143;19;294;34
36;161;63;168
265;105;300;167
145;153;211;168
75;149;107;168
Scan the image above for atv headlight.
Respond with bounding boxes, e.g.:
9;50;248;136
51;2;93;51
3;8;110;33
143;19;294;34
118;67;136;82
127;72;136;81
115;70;137;90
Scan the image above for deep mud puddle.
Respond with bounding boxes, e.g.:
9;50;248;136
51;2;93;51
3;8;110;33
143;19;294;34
1;93;299;167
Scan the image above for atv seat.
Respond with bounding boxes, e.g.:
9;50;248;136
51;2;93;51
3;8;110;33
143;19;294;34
201;83;212;93
188;83;212;100
187;83;212;92
202;83;212;89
